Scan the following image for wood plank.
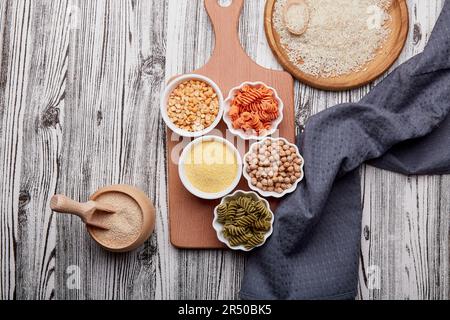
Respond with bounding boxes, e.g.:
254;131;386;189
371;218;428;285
162;0;243;299
14;0;70;300
0;0;66;300
55;0;168;299
0;0;26;300
359;169;449;299
264;0;409;91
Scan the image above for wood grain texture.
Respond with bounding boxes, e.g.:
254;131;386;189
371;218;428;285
264;0;410;91
0;0;70;299
168;0;295;249
0;0;448;300
357;0;449;300
54;0;168;300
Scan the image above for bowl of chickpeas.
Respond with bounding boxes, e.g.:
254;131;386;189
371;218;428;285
161;74;224;138
243;138;304;198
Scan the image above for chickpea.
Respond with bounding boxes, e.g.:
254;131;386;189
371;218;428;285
247;139;303;194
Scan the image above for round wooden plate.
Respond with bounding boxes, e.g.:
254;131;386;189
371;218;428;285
264;0;409;91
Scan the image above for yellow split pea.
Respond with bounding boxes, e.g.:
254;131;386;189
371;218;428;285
184;141;238;193
167;80;219;132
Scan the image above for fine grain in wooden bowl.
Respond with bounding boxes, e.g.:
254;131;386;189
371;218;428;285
88;185;156;253
264;0;409;91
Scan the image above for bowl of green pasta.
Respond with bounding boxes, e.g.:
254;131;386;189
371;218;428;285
213;190;274;251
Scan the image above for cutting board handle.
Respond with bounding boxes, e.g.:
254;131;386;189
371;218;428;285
204;0;247;62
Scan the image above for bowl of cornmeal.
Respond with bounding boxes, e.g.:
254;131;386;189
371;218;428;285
178;136;242;200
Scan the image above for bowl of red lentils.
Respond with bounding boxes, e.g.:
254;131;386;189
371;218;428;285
243;138;304;198
161;74;224;138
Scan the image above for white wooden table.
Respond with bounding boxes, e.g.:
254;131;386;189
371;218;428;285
0;0;448;300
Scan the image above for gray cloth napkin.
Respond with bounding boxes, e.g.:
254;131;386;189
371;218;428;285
240;1;450;300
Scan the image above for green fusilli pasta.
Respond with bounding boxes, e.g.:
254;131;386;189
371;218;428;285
216;203;228;224
216;195;273;250
252;219;271;231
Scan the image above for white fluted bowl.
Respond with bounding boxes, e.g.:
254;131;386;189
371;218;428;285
222;81;283;140
243;137;304;198
213;190;274;251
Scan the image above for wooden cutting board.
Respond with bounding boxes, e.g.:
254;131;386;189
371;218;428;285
167;0;295;249
264;0;409;91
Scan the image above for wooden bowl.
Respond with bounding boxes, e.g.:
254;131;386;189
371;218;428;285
88;185;156;252
264;0;409;91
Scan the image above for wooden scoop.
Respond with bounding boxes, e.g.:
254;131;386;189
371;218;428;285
50;195;116;230
283;0;310;36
